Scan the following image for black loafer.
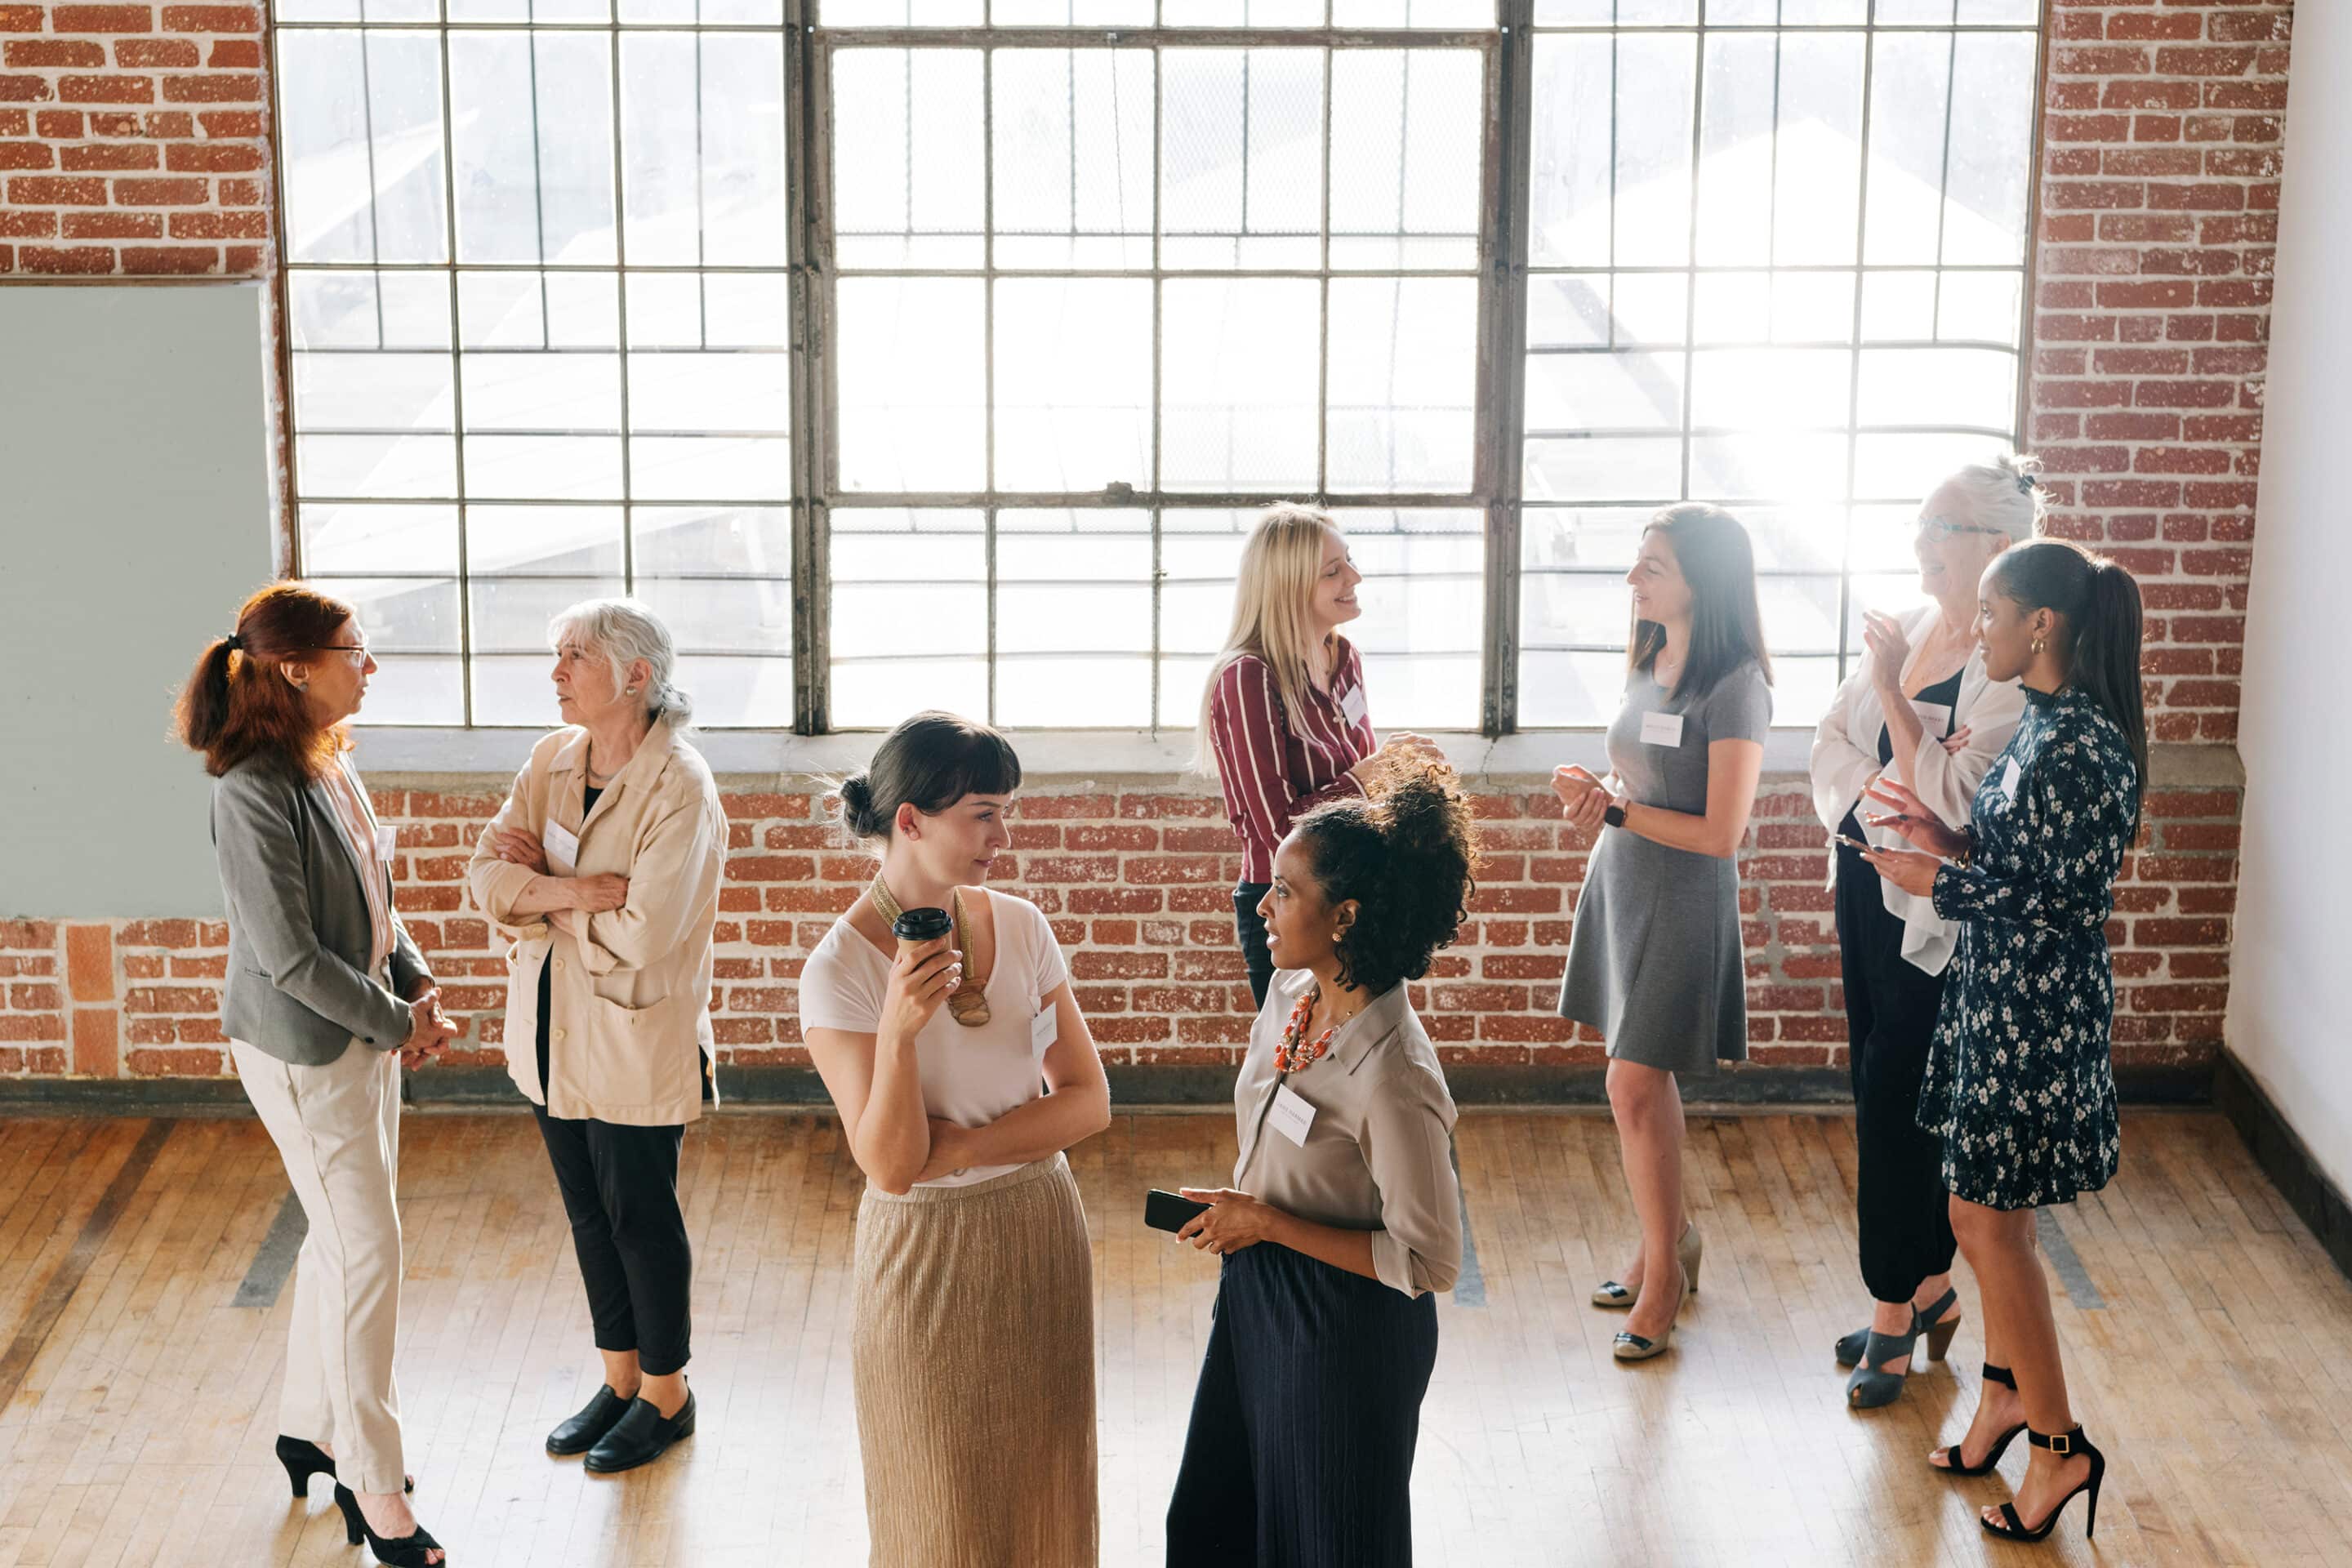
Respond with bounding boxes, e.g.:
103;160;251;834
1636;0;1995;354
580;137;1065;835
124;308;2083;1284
546;1384;634;1457
583;1388;695;1475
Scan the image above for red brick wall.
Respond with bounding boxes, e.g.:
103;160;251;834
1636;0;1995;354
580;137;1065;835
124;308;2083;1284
2033;0;2292;746
0;3;2283;1089
0;775;2244;1087
0;2;269;276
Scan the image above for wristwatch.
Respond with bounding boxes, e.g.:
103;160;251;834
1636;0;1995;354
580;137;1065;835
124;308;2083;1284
1602;800;1628;829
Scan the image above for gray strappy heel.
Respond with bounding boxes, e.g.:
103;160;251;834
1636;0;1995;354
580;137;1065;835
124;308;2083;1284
1846;1287;1960;1408
1835;1286;1959;1369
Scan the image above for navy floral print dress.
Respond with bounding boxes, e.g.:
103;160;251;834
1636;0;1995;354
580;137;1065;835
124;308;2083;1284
1918;684;2140;1211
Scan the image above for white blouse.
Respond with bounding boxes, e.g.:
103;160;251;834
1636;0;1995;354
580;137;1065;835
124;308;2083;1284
1809;600;2026;976
798;890;1070;1188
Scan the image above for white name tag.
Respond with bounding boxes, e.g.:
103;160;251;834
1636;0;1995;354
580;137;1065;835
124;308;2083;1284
1030;1007;1057;1060
1997;756;2022;807
1267;1081;1317;1147
1911;701;1953;737
543;821;581;877
1339;684;1369;728
374;826;398;862
1640;710;1685;747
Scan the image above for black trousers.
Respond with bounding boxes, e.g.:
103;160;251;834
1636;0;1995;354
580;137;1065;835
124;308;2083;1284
1835;831;1958;1305
532;1102;693;1377
1167;1244;1437;1568
1235;882;1275;1009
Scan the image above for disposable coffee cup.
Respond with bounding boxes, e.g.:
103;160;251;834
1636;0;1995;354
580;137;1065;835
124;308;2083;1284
891;907;952;956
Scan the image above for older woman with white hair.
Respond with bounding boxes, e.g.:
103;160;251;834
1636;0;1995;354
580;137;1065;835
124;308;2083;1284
466;598;724;1474
1811;454;2038;1408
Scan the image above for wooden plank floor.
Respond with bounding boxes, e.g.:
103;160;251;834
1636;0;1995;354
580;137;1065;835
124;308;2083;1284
0;1107;2345;1567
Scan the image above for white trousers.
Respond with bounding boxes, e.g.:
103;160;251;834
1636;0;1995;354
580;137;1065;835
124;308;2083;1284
230;1034;408;1495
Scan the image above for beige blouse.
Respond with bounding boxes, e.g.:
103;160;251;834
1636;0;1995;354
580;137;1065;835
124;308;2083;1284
1232;969;1463;1298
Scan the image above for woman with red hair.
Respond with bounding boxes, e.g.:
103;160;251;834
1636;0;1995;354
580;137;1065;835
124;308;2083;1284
179;583;459;1568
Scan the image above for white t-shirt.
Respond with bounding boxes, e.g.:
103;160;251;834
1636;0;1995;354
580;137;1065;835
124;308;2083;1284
798;890;1071;1188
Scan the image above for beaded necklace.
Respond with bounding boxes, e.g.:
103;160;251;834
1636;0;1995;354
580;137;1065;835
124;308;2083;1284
1275;983;1361;1074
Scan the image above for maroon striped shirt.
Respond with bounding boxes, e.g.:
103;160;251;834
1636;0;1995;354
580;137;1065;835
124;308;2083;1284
1209;641;1377;884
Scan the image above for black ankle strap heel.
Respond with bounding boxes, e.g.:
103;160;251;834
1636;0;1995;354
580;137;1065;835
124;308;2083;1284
1931;1365;2025;1477
332;1483;447;1566
1981;1426;2106;1543
275;1434;414;1498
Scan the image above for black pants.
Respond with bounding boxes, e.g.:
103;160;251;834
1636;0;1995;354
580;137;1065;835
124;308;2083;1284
532;1102;693;1377
1168;1244;1437;1567
1836;830;1958;1305
1235;882;1274;1009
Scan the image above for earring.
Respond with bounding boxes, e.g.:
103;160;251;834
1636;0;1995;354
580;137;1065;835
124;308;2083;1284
626;686;638;695
2031;636;2045;656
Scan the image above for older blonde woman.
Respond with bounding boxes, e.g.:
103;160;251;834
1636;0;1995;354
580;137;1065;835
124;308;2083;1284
1811;455;2036;1408
1198;505;1441;1006
466;599;724;1475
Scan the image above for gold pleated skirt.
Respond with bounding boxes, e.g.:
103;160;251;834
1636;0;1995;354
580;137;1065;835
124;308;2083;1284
853;1153;1098;1568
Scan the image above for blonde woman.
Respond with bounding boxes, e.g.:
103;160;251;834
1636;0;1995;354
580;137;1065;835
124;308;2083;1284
1199;505;1441;1005
1811;454;2035;1409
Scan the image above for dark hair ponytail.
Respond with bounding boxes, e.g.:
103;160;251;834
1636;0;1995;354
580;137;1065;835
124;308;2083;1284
1294;760;1482;997
835;710;1023;843
1987;538;2149;812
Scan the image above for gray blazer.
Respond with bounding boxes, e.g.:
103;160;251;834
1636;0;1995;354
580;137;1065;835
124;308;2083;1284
211;752;433;1065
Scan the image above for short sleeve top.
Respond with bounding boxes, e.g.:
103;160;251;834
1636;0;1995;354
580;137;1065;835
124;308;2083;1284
798;889;1071;1188
1603;658;1773;815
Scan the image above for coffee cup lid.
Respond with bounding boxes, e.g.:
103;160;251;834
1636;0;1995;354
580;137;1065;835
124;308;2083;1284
892;906;952;941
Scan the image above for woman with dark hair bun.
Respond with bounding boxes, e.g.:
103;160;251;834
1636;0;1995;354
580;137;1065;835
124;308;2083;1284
180;584;457;1567
1861;537;2144;1545
1165;760;1478;1568
799;711;1111;1566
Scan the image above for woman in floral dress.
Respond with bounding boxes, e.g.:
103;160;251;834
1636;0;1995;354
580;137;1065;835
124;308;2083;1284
1860;537;2145;1547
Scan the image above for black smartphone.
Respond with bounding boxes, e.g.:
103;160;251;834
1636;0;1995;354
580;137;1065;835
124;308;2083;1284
1144;1189;1210;1233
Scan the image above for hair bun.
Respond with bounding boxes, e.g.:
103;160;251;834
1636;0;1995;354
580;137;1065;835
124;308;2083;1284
838;773;877;836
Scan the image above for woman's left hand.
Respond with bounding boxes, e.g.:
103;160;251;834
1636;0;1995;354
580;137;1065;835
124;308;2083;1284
1862;610;1910;691
492;826;550;875
913;1117;974;1184
1861;845;1942;898
1174;1187;1285;1256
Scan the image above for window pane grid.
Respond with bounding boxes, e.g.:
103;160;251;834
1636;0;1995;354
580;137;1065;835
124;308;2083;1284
1517;1;2034;724
278;0;2038;733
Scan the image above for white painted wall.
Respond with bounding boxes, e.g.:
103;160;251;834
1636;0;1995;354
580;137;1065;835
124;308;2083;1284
2227;2;2352;1195
0;283;278;916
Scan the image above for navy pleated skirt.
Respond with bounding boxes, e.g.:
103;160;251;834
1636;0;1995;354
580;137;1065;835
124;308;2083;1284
1165;1241;1440;1567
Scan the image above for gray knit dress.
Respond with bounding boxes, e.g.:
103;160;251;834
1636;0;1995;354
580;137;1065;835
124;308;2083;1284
1559;659;1773;1073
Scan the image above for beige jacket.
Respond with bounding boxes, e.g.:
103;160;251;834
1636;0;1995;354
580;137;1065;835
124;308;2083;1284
468;720;724;1126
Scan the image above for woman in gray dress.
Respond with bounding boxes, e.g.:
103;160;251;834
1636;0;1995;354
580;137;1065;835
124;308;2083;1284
1553;503;1773;1362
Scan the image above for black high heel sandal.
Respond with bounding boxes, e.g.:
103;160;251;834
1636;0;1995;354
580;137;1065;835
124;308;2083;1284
275;1435;413;1496
1981;1426;2105;1542
1929;1364;2027;1476
332;1483;447;1567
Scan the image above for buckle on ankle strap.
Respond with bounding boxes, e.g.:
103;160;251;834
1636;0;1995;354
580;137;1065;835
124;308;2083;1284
2038;1429;2073;1455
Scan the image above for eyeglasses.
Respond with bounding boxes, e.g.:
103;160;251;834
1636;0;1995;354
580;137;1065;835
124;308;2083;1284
1913;516;2008;544
318;641;372;663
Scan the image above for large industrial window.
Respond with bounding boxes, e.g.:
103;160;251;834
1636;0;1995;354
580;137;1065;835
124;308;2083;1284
273;0;2038;733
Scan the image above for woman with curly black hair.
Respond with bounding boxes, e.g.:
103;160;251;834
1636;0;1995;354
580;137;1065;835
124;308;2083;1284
1164;761;1478;1568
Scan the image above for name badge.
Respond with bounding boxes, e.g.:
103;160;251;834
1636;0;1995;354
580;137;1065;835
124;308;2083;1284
1267;1081;1317;1147
1997;756;2022;807
1339;684;1369;729
1030;1007;1057;1060
1640;710;1684;748
1911;701;1954;737
543;820;581;877
374;825;398;862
